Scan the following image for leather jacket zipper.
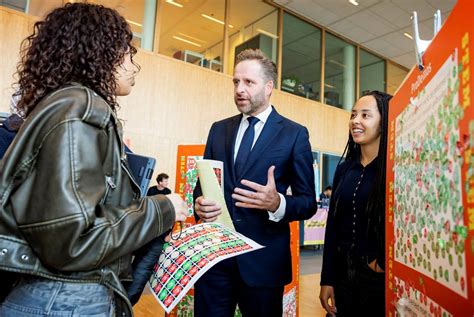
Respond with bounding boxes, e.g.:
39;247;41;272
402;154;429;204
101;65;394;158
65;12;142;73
100;176;116;205
107;176;117;189
121;160;142;198
108;115;141;198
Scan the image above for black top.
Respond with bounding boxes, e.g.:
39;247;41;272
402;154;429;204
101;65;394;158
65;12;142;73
321;157;384;286
146;186;171;196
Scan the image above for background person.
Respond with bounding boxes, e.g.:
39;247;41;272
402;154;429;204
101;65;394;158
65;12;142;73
147;172;172;196
319;185;332;208
0;93;24;159
0;113;23;159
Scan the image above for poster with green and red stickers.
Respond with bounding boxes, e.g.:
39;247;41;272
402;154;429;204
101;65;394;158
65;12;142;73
386;0;474;315
170;144;301;316
149;223;263;314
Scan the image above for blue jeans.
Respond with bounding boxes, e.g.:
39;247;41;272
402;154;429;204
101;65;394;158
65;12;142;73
125;235;167;305
0;276;115;316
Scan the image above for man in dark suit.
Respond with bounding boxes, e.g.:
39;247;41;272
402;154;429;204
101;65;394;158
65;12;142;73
194;49;317;316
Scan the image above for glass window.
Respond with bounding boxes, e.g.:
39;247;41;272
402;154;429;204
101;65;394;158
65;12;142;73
227;1;278;75
324;33;355;110
2;0;62;17
386;61;409;95
281;13;321;101
322;153;340;192
1;0;26;11
359;49;386;96
89;0;155;50
159;0;225;72
1;0;156;49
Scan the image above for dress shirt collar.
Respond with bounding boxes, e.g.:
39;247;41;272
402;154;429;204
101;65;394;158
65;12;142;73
241;104;272;124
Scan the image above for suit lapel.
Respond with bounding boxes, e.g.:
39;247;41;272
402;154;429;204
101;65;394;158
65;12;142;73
237;107;283;180
226;114;242;185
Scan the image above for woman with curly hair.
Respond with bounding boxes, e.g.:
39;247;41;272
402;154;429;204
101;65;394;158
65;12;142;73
319;91;392;316
0;3;187;316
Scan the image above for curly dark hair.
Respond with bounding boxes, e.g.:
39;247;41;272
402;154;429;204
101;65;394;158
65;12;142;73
14;2;139;116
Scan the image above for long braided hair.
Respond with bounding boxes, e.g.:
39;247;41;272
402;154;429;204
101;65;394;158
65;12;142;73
338;90;392;256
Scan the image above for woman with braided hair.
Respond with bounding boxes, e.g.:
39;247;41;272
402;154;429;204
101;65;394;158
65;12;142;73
319;91;392;316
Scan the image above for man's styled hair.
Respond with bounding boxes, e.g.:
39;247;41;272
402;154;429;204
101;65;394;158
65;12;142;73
156;173;169;183
235;49;277;85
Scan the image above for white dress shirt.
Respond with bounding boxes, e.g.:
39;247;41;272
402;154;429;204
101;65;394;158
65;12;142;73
233;105;286;222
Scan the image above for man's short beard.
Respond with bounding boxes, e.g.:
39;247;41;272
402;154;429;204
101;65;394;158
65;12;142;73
243;94;267;115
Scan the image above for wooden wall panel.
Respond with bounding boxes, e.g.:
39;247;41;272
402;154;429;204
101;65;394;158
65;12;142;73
0;7;350;189
0;8;37;107
271;91;349;154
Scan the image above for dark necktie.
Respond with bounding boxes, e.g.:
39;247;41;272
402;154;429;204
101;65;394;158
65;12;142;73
235;116;259;178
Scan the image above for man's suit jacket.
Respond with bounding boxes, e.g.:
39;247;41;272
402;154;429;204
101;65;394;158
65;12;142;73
202;107;317;287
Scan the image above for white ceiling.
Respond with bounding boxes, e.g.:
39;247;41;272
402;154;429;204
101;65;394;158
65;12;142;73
272;0;457;69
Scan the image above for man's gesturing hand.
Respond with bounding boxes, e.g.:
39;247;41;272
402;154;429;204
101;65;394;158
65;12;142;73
232;166;280;212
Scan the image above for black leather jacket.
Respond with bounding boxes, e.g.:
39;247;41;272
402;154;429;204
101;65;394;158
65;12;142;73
0;85;175;316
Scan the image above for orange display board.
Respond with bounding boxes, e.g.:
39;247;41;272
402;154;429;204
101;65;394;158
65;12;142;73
286;220;299;317
169;144;300;316
386;0;474;315
174;144;205;226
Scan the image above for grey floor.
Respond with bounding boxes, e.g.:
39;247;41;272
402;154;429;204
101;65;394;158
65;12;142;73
299;245;324;275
